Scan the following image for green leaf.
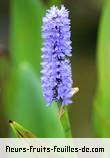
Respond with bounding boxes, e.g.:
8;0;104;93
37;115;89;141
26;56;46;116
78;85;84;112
9;120;36;138
47;0;63;8
93;0;110;137
4;63;65;137
10;0;45;74
4;0;70;138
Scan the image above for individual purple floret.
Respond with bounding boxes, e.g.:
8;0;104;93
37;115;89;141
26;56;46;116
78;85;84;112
41;5;73;106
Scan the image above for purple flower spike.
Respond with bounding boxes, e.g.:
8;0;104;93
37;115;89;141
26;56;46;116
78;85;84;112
41;5;73;106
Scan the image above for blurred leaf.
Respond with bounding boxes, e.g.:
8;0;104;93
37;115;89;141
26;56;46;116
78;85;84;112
47;0;63;8
9;120;36;138
4;63;65;137
4;0;70;138
10;0;45;74
0;58;7;78
93;0;110;137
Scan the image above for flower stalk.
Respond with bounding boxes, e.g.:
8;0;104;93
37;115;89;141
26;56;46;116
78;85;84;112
41;5;78;137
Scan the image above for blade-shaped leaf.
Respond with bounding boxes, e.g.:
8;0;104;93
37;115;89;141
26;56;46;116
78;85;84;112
9;120;36;138
4;63;65;137
4;0;70;138
10;0;45;74
93;0;110;137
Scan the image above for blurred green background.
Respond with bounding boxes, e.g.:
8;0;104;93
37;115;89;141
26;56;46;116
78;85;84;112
0;0;109;138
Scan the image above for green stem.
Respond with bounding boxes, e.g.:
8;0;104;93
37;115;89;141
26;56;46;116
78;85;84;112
60;107;72;138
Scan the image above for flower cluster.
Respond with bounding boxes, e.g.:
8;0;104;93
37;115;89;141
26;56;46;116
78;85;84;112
41;5;73;106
